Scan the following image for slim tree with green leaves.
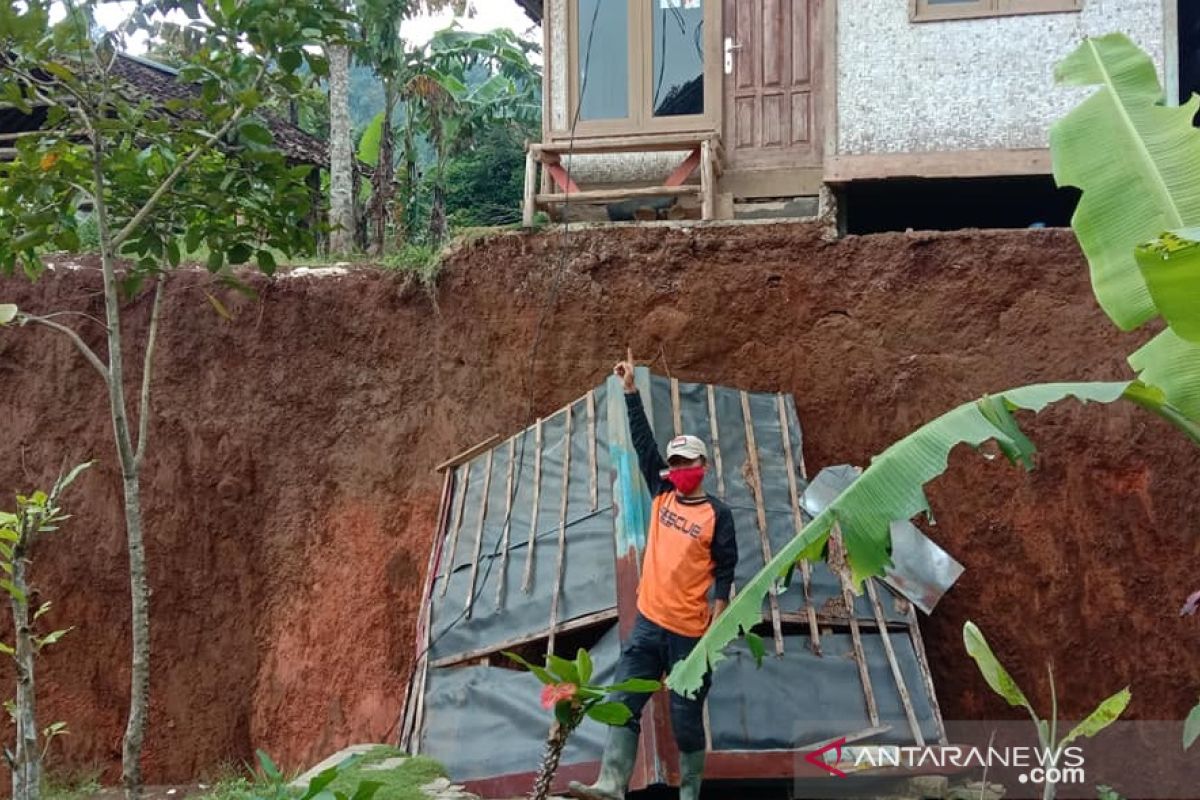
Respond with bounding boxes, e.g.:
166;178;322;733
0;2;349;796
0;462;91;800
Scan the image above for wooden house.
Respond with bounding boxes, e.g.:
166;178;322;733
517;0;1180;228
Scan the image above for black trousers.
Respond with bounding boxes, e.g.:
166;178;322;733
608;612;712;753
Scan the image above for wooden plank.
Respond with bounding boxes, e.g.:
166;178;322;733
495;437;517;606
463;448;494;620
739;391;784;656
701;139;715;220
777;394;821;655
829;524;880;726
406;467;456;752
430;608;620;669
535;132;720;155
670;377;683;435
706;385;726;498
547;404;573;655
435;434;501;472
523;148;538;227
587;390;598;512
538;185;700;204
399;468;453;751
866;579;925;745
822;0;838;165
521;417;544;593
824;148;1053;183
797;724;894;753
904;593;949;744
664;146;702;187
778;610;909;630
719;166;823;200
437;463;471;598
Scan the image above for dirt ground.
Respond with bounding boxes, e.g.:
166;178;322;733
1;223;1197;783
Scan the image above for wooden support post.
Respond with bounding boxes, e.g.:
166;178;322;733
777;394;821;655
522;418;544;593
587;390;598;512
670;377;683;435
438;463;471;597
904;595;949;744
399;468;453;751
547;404;574;656
866;580;924;745
464;449;494;620
829;524;880;726
523;148;538;228
700;139;715;221
706;385;726;498
496;437;517;607
740;391;784;657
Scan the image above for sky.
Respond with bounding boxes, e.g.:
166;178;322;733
89;0;538;55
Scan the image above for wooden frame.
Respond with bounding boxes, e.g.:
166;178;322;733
910;0;1082;23
824;148;1052;183
561;0;722;140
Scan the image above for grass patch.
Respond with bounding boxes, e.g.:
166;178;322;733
43;769;102;800
324;746;446;800
381;243;442;283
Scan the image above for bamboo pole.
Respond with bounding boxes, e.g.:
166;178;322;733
866;579;925;745
547;405;573;655
463;449;494;619
740;391;784;656
829;524;880;726
777;394;821;655
495;437;517;607
707;385;726;498
438;463;471;598
521;417;544;593
587;390;598;511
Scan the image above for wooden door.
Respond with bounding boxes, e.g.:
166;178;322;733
723;0;822;171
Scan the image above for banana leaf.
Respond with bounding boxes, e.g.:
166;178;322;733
668;381;1146;697
1050;34;1200;331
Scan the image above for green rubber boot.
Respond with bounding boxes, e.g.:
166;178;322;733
568;726;639;800
678;750;705;800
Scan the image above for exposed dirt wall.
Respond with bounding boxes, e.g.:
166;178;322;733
0;223;1196;783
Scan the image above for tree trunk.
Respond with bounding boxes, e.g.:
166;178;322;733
369;83;397;256
88;134;150;800
398;104;418;244
328;43;354;256
10;551;39;800
530;719;575;800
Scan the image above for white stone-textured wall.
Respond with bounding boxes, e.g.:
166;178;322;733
549;0;569;132
836;0;1167;154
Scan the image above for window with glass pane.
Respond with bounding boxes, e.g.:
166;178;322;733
577;0;629;120
651;0;705;117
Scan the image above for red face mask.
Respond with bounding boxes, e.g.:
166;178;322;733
668;465;706;495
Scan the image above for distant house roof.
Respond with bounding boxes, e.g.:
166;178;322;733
0;53;326;168
515;0;542;24
108;54;327;168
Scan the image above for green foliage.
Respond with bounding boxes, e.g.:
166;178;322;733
382;243;441;281
358;112;386;168
505;648;659;729
1184;701;1200;750
443;126;527;228
1051;33;1200;423
41;770;102;800
322;748;445;800
963;621;1129;798
0;0;352;280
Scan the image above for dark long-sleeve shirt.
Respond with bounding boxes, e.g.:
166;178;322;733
625;390;738;636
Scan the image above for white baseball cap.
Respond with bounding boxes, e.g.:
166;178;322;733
666;434;708;462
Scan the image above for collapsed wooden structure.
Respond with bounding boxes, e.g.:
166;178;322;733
399;369;957;797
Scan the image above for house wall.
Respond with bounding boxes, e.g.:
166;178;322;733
835;0;1168;155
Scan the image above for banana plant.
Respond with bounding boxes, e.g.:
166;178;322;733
505;648;659;800
963;622;1130;800
666;33;1200;697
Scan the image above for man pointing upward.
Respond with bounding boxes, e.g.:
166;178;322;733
569;358;738;800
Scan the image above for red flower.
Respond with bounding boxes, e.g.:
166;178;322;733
540;682;578;709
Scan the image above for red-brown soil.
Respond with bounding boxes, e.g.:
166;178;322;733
0;223;1196;783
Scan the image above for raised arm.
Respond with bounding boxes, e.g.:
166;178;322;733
615;360;668;496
